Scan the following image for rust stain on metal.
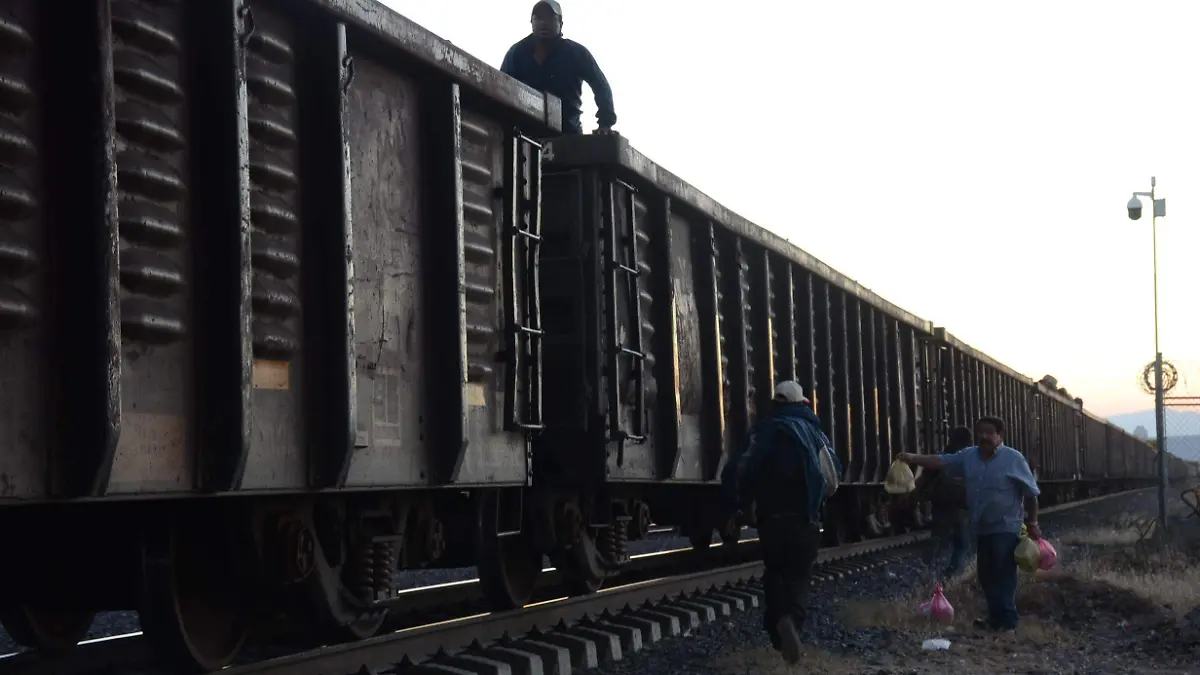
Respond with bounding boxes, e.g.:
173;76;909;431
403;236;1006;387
252;359;291;391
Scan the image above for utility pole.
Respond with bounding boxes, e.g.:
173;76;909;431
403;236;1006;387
1127;177;1168;531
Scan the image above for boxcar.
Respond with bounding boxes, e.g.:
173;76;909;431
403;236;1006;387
0;0;561;670
535;135;1151;548
1081;412;1109;488
925;330;1089;505
538;134;944;552
536;134;1161;560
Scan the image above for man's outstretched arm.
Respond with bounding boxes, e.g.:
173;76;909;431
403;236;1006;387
897;452;946;471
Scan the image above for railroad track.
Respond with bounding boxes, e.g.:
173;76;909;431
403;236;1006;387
0;490;1146;675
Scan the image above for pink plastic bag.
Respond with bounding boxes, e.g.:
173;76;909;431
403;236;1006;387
1036;538;1058;570
918;583;955;622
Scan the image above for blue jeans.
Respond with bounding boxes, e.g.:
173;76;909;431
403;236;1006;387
975;532;1021;629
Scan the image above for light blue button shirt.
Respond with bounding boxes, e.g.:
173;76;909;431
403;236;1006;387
939;445;1040;536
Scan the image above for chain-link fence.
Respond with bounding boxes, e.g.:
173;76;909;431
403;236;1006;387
1163;395;1200;484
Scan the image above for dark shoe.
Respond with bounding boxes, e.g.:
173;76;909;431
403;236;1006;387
972;618;990;629
776;615;802;665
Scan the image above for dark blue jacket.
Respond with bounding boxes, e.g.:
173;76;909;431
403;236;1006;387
720;403;841;523
500;35;616;134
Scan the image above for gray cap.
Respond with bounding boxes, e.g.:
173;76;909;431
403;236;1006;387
532;0;562;17
773;381;810;404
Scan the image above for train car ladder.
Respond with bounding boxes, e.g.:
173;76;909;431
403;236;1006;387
603;177;647;444
502;130;544;432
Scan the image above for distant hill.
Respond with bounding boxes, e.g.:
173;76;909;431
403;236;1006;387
1107;409;1200;461
1164;436;1200;462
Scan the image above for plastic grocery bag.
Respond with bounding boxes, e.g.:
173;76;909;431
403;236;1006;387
917;583;954;622
1036;537;1059;571
884;458;916;494
1014;525;1040;574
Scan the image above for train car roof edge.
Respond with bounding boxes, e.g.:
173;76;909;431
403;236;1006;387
932;328;1151;440
931;327;1035;387
542;135;931;331
308;0;563;131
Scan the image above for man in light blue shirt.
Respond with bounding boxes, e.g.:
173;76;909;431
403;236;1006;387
899;415;1041;631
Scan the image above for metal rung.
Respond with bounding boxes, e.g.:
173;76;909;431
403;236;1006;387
602;173;648;450
502;129;544;434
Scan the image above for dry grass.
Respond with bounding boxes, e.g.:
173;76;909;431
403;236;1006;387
720;509;1200;674
838;564;1072;647
1063;546;1200;619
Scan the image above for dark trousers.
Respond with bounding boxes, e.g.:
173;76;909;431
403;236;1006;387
975;532;1021;629
758;516;821;647
927;508;970;576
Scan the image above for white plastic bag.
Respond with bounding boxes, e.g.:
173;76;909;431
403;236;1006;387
816;439;839;497
884;458;917;494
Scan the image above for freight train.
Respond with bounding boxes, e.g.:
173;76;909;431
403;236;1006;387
0;0;1186;671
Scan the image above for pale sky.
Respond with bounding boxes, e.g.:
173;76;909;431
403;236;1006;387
383;0;1200;418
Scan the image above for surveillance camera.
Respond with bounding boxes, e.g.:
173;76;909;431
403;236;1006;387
1127;196;1142;221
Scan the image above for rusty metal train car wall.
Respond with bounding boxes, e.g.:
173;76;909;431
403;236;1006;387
0;0;1184;672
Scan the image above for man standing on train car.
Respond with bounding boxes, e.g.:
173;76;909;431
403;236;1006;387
898;416;1041;632
721;381;841;665
500;1;618;135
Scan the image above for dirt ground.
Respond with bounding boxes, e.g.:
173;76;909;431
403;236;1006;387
719;500;1200;674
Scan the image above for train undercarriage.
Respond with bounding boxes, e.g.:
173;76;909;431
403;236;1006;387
0;487;726;671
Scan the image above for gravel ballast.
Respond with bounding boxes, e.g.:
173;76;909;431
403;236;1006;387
583;489;1184;675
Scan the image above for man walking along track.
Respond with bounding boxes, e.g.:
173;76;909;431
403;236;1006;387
721;381;842;665
899;416;1042;631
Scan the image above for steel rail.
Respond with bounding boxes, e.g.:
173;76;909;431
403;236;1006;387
220;534;925;675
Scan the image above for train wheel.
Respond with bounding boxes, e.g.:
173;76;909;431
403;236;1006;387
718;516;741;548
140;521;248;673
629;501;652;540
686;508;715;551
821;514;846;547
552;534;604;596
476;491;542;610
338;613;387;641
0;607;94;652
560;565;603;596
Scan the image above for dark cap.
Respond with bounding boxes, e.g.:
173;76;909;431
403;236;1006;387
532;0;562;17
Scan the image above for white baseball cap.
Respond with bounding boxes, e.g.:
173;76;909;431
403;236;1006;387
773;380;809;404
